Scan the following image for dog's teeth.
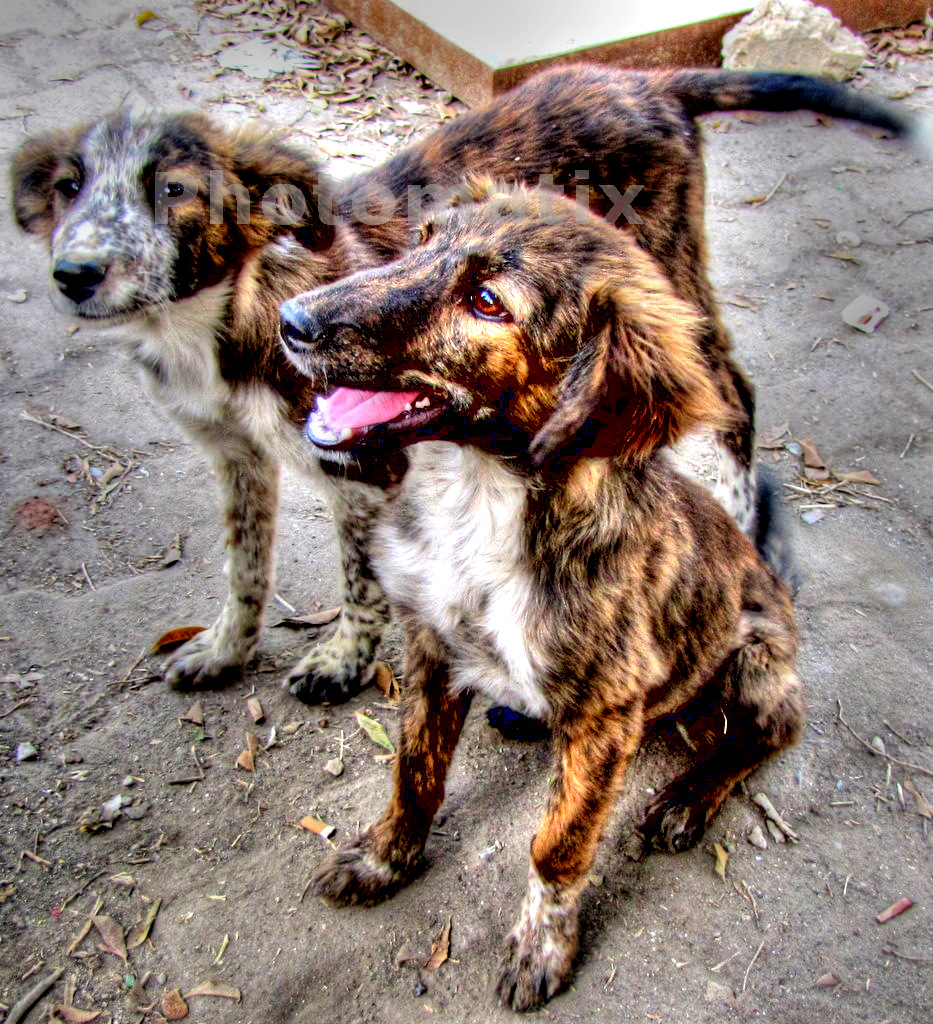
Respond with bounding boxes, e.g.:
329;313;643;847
415;396;431;409
339;427;353;442
403;402;412;413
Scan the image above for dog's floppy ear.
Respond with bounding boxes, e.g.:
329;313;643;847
229;129;337;251
530;276;729;466
10;128;81;238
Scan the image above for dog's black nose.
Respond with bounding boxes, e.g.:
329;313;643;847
280;298;322;354
52;259;106;303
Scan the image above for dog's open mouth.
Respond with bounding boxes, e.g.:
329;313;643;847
305;387;449;450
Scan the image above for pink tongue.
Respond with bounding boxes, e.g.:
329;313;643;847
320;387;422;430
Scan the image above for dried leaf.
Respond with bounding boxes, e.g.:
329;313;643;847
245;731;260;757
136;11;158;26
733;111;764;124
299;816;336;839
814;972;840;988
876;897;913;924
824;250;861;264
272;607;341;628
98;462;125;487
757;423;790;449
355;711;395;753
834;470;881;486
50;414;81;430
127;898;161;949
903;779;933;819
246;697;264;723
425;916;452;970
51;1006;102;1023
93;915;127;962
152;626;206;654
374;661;400;701
161;535;183;568
710;842;729;882
798;439;825;470
185;980;241;1001
235;749;255;772
724;294;761;312
179;701;204;726
161;988;189;1020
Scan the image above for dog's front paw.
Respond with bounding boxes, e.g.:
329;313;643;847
495;877;579;1012
285;628;379;704
639;788;708;853
495;920;576;1013
163;623;251;690
312;836;417;906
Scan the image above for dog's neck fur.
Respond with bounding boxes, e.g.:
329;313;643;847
375;441;670;719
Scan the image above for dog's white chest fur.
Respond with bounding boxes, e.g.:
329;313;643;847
376;444;550;719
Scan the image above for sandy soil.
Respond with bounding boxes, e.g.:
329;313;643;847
0;2;930;1022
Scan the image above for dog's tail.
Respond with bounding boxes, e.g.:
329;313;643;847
668;70;932;157
754;465;801;598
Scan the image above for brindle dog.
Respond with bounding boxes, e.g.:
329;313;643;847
279;182;805;1010
11;66;915;704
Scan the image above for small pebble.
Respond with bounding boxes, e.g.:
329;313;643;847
874;582;906;607
834;231;861;247
15;741;38;762
324;757;344;777
122;775;136;787
412;978;428;997
869;735;886;756
747;824;768;850
6;289;28;304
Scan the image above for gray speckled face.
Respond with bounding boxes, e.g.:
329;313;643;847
45;115;188;320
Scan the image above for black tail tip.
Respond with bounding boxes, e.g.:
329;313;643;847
754;465;802;598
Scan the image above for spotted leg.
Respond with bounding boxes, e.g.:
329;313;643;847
286;476;391;704
164;438;278;688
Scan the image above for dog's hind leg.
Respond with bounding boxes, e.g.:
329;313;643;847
312;622;470;904
639;612;804;853
711;359;758;535
286;478;391;704
164;441;279;688
497;696;644;1012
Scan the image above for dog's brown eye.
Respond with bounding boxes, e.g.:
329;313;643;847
54;178;81;200
163;181;187;199
469;287;511;321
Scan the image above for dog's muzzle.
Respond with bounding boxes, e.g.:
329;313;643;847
53;259;107;305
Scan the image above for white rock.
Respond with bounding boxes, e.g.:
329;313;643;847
722;0;869;82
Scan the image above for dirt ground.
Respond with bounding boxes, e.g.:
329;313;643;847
0;2;931;1022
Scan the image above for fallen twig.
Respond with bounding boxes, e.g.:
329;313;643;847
912;368;933;393
66;896;104;955
168;745;209;785
21;411;113;454
748;171;788;205
836;701;933;778
5;967;63;1024
751;793;798;841
59;870;107;912
81;563;96;592
742;940;765;992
